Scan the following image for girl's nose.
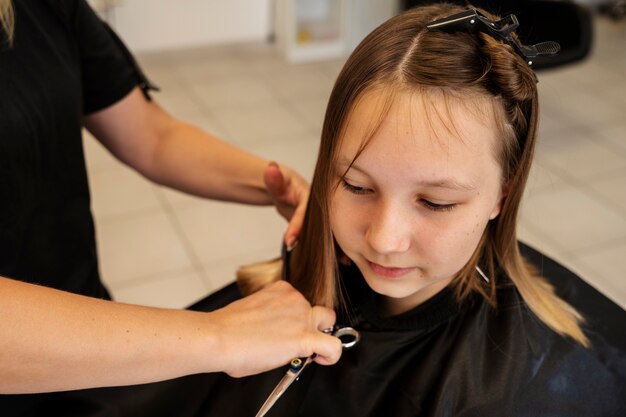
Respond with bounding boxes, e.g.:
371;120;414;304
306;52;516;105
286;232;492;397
365;202;411;255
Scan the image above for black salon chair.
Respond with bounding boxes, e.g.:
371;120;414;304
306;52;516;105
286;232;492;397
401;0;594;70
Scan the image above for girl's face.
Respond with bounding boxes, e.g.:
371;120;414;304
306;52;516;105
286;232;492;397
330;89;505;316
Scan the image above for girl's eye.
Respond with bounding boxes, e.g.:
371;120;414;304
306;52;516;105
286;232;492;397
341;179;371;195
421;199;456;212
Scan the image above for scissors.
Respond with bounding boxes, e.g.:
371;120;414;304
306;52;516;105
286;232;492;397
254;325;360;417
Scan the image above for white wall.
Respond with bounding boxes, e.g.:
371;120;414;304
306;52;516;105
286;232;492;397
102;0;272;53
347;0;398;51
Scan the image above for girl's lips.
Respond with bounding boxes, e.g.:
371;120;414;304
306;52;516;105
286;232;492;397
367;261;415;278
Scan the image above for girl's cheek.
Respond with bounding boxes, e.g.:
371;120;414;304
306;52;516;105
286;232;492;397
422;219;478;254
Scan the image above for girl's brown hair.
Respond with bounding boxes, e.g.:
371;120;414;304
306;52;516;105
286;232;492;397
238;3;587;346
0;0;14;45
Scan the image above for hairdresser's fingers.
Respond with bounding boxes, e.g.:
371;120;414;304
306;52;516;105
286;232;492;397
264;161;299;221
310;305;337;334
263;161;287;203
284;194;307;249
211;281;340;377
279;164;309;248
306;306;341;365
263;161;310;247
310;332;343;366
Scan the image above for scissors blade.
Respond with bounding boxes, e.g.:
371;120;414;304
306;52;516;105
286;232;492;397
255;358;312;417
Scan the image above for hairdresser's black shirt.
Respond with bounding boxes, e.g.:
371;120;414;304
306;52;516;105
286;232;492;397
0;2;148;414
0;0;144;296
57;245;624;417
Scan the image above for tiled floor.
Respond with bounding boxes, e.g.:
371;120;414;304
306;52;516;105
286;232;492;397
84;15;626;310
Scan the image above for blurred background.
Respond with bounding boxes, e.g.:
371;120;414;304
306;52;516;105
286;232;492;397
83;0;626;310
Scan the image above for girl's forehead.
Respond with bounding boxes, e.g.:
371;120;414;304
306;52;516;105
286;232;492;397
333;88;505;190
337;87;500;157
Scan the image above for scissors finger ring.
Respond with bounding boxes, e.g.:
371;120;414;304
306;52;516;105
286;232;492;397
332;326;359;349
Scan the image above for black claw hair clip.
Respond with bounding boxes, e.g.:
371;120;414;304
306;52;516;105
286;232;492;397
427;9;560;67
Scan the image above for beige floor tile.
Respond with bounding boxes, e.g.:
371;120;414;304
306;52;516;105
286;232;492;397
157;43;240;63
535;69;592;107
89;165;162;221
585;169;626;214
134;51;173;67
537;133;626;182
174;54;252;84
200;261;239;292
260;65;335;100
229;44;291;75
246;132;321;181
200;246;282;291
152;88;207;120
316;58;348;80
534;114;585;149
155;185;208;209
83;131;122;173
597;59;626;97
287;95;329;134
551;87;625;127
212;101;310;146
525;161;567;197
517;222;568;261
594;123;626;155
538;58;624;128
110;268;209;309
173;201;285;266
536;111;567;138
96;211;194;285
138;62;183;91
191;76;276;110
519;184;626;252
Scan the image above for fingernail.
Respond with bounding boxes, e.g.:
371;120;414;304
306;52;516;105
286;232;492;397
286;238;298;252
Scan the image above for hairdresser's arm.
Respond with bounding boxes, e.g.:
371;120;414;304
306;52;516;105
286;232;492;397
0;277;341;394
84;87;308;245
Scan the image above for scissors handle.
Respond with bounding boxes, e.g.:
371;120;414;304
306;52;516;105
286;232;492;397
288;356;313;377
333;326;360;349
255;326;360;417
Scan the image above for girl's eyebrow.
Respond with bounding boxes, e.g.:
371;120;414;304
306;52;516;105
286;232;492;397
337;158;477;191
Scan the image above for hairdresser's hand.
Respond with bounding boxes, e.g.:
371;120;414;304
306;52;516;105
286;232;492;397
210;281;342;378
264;162;309;249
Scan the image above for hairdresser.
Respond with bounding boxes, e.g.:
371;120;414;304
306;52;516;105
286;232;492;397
0;0;342;398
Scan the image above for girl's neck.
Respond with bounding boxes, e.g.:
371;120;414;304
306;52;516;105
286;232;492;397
379;276;455;317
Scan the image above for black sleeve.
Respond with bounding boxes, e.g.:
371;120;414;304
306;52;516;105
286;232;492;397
67;0;159;114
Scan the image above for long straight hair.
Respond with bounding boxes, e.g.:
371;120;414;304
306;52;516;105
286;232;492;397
0;0;14;45
239;3;587;346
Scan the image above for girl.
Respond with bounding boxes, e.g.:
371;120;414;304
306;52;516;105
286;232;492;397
232;3;624;415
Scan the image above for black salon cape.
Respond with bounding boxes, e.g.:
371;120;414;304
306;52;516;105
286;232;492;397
45;244;622;417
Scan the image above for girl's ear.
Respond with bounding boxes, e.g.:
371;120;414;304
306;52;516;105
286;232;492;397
489;181;510;220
